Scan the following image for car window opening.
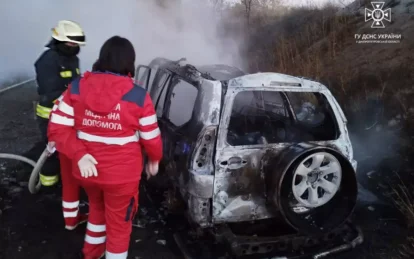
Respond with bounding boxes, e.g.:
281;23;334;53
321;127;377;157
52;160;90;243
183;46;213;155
165;77;198;128
227;91;339;146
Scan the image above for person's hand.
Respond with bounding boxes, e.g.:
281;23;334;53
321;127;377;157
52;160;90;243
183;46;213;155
78;154;98;178
146;160;159;180
46;141;56;156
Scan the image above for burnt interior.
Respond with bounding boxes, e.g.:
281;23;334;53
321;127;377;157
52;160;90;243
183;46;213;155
227;91;340;146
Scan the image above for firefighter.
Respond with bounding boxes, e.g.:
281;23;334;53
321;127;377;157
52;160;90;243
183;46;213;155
32;20;88;229
47;36;163;259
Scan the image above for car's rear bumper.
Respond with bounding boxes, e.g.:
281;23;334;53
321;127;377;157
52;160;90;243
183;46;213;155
172;221;364;259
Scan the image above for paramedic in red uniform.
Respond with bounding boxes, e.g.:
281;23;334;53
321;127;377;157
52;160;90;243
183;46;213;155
47;36;162;259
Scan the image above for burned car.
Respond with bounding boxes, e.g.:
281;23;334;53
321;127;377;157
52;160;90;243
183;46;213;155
135;58;360;257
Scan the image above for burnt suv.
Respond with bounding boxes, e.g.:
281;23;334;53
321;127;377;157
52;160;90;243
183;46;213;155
135;58;360;257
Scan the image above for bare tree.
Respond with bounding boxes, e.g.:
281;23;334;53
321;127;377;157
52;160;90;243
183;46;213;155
210;0;225;11
241;0;254;26
257;0;281;10
240;0;282;27
154;0;181;8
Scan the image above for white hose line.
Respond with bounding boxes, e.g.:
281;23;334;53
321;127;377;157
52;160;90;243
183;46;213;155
0;149;48;194
0;78;45;193
0;78;35;95
28;149;49;194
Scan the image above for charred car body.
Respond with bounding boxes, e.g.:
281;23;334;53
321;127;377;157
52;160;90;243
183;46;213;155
135;58;361;258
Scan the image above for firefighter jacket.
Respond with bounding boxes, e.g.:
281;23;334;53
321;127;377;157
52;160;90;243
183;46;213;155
35;43;80;119
47;71;163;184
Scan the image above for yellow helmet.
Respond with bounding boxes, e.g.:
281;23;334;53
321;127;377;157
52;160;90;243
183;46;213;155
52;20;86;45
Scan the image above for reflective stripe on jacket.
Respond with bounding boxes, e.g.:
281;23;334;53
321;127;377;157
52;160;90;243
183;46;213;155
47;72;163;185
35;45;80;118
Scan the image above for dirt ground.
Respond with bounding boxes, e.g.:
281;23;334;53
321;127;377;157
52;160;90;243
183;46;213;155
0;84;410;259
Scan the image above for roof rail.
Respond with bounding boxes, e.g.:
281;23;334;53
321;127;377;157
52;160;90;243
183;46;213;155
269;81;302;87
174;57;187;64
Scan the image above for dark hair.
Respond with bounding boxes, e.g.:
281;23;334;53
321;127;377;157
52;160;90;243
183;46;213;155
93;36;135;77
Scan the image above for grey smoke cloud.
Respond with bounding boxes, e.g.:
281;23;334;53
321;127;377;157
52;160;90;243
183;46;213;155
282;0;354;7
0;0;244;81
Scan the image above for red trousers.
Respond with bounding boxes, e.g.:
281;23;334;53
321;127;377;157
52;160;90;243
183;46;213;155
80;181;139;259
60;154;82;228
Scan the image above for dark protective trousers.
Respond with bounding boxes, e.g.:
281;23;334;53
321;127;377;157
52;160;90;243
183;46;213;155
37;116;61;186
81;181;139;259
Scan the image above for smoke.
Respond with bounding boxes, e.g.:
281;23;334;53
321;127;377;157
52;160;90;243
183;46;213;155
345;96;405;204
281;0;355;7
0;0;244;82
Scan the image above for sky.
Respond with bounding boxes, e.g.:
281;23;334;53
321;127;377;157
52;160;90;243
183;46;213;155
224;0;355;7
282;0;354;7
0;0;356;83
0;0;244;82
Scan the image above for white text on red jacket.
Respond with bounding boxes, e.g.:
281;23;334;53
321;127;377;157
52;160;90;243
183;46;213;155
82;104;122;130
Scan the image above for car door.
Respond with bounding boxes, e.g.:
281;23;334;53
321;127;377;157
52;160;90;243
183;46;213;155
212;89;293;223
158;75;199;184
134;57;171;91
134;65;152;90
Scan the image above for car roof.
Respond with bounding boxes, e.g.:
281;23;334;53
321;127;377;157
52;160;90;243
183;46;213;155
227;72;329;91
196;64;246;81
148;58;328;91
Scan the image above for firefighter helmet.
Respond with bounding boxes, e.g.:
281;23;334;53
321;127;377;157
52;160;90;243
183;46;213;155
51;20;86;45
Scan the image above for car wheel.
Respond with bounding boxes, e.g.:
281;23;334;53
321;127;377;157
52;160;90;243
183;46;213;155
267;144;357;235
291;152;342;208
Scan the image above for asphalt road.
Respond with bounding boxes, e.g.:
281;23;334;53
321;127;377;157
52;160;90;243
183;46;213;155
0;83;409;259
0;83;179;259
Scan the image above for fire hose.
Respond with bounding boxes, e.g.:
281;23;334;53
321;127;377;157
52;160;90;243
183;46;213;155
0;148;49;194
1;78;149;194
0;78;45;194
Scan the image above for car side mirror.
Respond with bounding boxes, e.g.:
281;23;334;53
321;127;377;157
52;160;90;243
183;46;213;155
134;65;152;90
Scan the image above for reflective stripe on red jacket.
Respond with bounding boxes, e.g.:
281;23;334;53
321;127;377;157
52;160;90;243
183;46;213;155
47;71;163;184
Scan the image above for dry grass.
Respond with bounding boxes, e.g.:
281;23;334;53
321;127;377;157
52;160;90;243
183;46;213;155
248;7;363;109
244;3;414;258
398;236;414;258
391;172;414;258
392;174;414;227
246;5;414;117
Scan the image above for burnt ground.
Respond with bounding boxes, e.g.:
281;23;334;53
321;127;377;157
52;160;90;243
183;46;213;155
0;84;411;259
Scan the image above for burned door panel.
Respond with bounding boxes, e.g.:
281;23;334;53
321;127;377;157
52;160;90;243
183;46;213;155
212;147;289;223
152;69;174;174
212;89;283;223
134;65;152;90
149;70;171;110
212;89;295;223
161;77;199;185
196;80;222;126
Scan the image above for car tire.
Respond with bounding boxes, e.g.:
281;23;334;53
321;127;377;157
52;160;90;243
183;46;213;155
265;144;358;235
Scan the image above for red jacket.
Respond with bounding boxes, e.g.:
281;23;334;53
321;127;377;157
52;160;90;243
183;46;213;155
47;71;163;184
49;95;72;164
